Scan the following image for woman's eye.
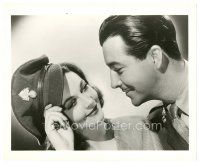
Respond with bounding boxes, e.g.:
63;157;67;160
71;98;77;108
64;97;77;110
81;83;88;93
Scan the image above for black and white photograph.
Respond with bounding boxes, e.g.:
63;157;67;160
0;0;198;162
11;15;189;151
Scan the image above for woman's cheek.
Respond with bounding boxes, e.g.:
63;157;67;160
73;109;86;123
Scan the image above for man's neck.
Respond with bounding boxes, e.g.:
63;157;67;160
156;59;188;106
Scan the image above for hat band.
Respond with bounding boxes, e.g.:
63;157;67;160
37;64;52;111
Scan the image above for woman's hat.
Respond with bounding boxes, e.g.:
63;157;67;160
11;55;65;145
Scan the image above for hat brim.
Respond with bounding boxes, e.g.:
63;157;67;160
43;64;64;108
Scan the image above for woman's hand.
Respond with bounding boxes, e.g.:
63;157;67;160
44;104;74;150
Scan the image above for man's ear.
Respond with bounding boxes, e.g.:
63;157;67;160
149;45;169;73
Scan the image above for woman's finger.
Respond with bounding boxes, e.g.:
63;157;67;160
44;104;53;117
45;111;68;121
46;115;66;128
45;104;52;110
44;106;63;117
45;106;62;112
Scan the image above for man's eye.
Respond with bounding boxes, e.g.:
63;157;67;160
114;68;123;74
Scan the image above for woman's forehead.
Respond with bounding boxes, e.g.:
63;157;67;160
64;72;82;94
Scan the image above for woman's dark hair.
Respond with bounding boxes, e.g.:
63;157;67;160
99;15;182;60
60;62;104;107
44;62;104;150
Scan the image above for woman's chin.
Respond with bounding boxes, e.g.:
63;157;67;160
85;112;104;128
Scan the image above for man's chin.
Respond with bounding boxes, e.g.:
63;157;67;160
126;91;147;106
131;100;142;106
129;97;144;107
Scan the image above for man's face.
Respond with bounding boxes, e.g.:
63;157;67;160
102;36;158;106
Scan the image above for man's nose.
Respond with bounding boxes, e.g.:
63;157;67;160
110;70;122;89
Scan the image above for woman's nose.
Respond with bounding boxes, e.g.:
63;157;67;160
81;95;96;109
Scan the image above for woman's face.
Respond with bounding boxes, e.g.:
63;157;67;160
62;72;104;129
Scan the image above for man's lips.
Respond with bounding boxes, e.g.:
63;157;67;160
122;88;131;93
122;88;136;97
86;105;98;117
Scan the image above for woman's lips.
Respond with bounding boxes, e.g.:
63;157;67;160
86;105;98;117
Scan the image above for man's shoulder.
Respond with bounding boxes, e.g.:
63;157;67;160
109;116;163;150
110;115;146;124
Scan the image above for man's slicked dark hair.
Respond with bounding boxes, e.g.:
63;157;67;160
99;15;182;60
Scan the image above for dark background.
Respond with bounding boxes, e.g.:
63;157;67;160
11;15;188;150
